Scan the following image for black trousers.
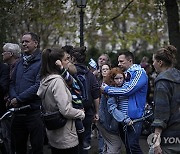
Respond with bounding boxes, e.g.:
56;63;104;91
11;111;44;154
51;145;79;154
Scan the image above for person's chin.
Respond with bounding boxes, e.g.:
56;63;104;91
23;50;30;53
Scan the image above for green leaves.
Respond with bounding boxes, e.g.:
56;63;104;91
0;0;179;57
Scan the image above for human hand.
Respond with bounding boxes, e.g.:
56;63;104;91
93;113;99;121
128;120;133;126
154;145;162;154
80;108;85;112
10;98;18;107
101;82;108;91
55;60;63;70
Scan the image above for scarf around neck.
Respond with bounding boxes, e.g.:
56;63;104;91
23;50;39;67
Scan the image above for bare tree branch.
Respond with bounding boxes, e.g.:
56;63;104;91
100;0;134;25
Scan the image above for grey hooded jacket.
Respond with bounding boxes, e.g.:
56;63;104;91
152;68;180;139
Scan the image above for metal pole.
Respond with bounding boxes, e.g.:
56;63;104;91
79;7;84;47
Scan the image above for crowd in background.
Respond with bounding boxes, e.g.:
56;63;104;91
0;32;179;154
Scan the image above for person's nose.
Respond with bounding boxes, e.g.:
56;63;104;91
22;42;26;46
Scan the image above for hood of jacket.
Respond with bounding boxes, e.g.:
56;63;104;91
127;64;145;73
155;68;180;84
38;74;61;99
75;63;89;74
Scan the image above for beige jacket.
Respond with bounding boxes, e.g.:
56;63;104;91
37;74;85;149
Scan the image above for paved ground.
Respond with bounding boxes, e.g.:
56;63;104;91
43;135;149;154
89;135;149;154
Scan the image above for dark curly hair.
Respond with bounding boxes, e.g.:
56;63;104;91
104;67;125;86
70;46;87;63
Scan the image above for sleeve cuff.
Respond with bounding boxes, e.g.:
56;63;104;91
16;96;22;103
104;86;110;93
124;117;131;124
151;119;167;129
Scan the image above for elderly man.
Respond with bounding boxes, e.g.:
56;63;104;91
2;43;21;78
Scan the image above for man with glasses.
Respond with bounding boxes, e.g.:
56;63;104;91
2;43;21;78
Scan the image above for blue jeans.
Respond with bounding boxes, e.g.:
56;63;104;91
119;121;143;154
98;131;104;154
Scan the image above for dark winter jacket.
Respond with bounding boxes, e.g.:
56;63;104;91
0;63;9;116
75;64;100;115
9;49;41;110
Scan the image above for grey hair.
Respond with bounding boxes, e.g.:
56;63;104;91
3;43;21;58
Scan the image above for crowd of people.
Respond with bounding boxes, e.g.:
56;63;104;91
0;32;179;154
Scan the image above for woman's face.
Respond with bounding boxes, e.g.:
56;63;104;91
114;73;124;87
101;64;110;77
152;54;162;73
61;52;70;69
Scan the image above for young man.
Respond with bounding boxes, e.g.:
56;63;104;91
9;32;44;154
102;51;148;154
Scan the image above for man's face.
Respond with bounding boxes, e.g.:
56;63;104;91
118;55;132;72
98;55;108;67
21;34;38;54
2;51;13;62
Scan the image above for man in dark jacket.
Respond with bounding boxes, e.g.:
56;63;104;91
70;46;100;154
9;32;44;154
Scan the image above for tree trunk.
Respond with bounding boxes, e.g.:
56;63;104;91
165;0;180;69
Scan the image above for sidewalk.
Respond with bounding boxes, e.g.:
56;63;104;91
43;135;149;154
89;135;149;154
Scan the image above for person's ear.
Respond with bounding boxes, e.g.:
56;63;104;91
34;41;38;48
158;60;163;66
71;57;75;63
129;59;133;63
